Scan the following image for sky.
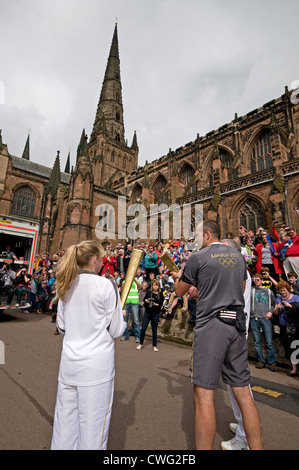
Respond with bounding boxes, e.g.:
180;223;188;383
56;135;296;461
1;0;299;172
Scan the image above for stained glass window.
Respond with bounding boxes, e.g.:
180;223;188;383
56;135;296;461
239;199;265;233
251;131;273;173
11;186;36;218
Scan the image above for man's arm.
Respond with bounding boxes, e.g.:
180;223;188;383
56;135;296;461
171;269;192;297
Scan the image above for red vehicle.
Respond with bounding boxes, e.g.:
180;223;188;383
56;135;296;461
0;215;39;310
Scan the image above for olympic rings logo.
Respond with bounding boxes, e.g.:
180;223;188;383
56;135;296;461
218;257;237;268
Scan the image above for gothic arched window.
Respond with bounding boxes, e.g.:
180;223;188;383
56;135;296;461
130;184;142;204
11;186;36;218
220;150;233;170
250;130;273;173
179;164;195;186
153;174;167;195
239;199;265;233
160;191;170;204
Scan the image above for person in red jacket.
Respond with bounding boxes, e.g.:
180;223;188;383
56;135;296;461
101;249;117;276
277;228;299;277
253;230;283;281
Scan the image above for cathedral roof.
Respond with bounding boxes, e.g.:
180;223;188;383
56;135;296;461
10;155;71;184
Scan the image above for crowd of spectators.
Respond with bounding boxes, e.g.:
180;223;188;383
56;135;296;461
0;249;63;329
1;221;299;373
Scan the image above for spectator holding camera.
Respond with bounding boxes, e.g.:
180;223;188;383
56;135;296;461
259;267;277;293
15;267;31;306
253;230;283;281
137;279;163;352
277;228;299;277
144;245;159;278
0;263;16;305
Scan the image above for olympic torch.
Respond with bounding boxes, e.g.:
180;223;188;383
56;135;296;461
120;249;144;309
159;252;180;273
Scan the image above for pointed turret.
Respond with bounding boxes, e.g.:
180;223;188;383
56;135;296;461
91;23;125;143
48;151;61;196
76;129;89;163
74;129;92;181
22;133;30;160
64;151;70;173
131;131;139;151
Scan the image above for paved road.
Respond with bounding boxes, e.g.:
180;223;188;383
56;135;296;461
0;309;299;451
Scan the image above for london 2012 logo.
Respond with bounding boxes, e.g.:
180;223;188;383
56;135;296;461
218;257;238;268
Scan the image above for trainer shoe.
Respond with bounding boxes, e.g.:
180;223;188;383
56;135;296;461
229;423;238;434
120;337;129;341
221;437;249;450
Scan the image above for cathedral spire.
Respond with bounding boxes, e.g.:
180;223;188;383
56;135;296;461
77;129;89;161
22;132;30;160
131;131;138;151
64;151;70;173
91;23;125;143
47;151;61;196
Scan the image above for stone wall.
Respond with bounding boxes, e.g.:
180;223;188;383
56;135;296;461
154;305;290;367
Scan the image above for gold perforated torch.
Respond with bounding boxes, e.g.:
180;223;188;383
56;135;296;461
159;252;180;273
120;249;144;309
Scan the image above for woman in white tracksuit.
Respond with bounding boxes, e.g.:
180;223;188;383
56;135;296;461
51;240;126;450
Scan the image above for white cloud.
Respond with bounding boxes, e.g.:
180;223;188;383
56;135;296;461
0;0;298;170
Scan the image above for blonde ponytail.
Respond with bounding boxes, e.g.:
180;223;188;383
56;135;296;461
56;245;78;300
56;240;104;300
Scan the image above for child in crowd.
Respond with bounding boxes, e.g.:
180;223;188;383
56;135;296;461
161;284;171;317
287;271;299;294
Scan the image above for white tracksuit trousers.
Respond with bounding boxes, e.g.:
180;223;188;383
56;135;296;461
51;379;114;450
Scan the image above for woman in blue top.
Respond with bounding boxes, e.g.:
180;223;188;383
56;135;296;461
144;245;159;279
274;280;299;377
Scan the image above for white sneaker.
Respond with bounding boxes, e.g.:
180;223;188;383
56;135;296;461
221;437;249;450
229;423;238;434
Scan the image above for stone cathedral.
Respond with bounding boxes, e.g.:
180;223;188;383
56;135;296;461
0;23;298;254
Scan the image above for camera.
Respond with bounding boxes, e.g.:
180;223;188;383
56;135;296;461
148;294;154;308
